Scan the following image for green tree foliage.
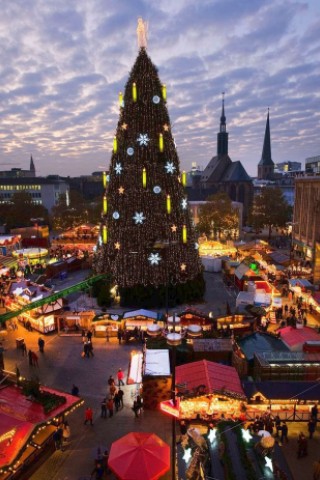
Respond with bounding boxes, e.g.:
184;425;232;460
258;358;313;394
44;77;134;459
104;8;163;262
248;187;292;239
51;190;90;231
197;192;239;239
0;191;49;229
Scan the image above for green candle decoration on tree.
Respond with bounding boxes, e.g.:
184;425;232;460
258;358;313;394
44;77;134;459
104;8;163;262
94;20;204;307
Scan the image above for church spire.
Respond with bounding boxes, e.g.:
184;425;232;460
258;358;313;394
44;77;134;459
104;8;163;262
258;109;274;179
30;155;36;176
217;92;228;155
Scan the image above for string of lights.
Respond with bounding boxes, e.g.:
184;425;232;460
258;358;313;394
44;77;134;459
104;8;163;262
94;48;202;292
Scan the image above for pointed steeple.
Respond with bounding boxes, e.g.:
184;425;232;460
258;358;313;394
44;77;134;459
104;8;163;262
217;92;228;156
30;155;36;176
258;109;274;179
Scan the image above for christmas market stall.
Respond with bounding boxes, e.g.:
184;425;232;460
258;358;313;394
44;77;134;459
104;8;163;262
0;235;21;256
91;312;122;338
5;280;64;333
243;380;320;421
55;310;96;335
161;360;247;421
122;309;164;342
141;349;171;409
178;309;213;331
0;378;82;480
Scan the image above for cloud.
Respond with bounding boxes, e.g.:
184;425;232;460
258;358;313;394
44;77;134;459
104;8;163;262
0;0;319;177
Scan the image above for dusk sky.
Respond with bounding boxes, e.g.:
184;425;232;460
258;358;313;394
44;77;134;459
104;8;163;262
0;0;319;177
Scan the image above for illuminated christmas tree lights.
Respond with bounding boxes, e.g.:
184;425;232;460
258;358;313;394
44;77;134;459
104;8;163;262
94;33;203;305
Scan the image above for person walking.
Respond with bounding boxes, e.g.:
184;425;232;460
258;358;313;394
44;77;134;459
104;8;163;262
62;421;71;446
308;418;317;439
297;432;308;458
117;328;123;345
100;398;107;418
88;342;94;357
281;422;289;444
38;337;45;353
117;368;125;386
71;384;79;396
114;391;120;412
53;426;63;450
28;349;33;366
132;395;142;418
107;397;114;418
84;407;94;425
21;341;27;356
118;387;124;408
31;351;39;367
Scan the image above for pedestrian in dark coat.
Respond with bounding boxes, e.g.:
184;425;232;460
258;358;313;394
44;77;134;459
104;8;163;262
308;418;317;439
38;337;45;353
31;351;39;367
281;422;289;444
118;388;124;408
114;391;120;412
100;398;107;418
297;432;308;458
28;349;33;366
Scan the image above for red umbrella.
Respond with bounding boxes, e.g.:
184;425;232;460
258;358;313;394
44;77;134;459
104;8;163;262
108;432;170;480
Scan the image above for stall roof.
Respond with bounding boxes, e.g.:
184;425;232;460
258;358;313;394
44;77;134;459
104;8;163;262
175;359;245;398
144;349;170;376
268;251;290;265
235;263;251;280
288;279;313;289
243;381;320;401
238;333;289;361
192;339;233;352
0;385;80;470
123;309;158;320
278;326;320;349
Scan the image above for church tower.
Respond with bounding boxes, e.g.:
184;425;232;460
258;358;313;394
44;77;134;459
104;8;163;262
30;155;36;176
258;109;274;180
217;92;228;156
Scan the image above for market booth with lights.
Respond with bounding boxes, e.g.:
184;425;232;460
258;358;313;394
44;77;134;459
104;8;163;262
161;359;247;421
243;380;320;421
0;377;82;480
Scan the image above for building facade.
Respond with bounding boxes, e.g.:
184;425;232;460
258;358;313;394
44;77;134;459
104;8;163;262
200;95;253;219
293;176;320;267
305;155;320;174
0;177;69;213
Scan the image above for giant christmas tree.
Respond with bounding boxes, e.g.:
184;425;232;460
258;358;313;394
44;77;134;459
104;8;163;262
94;25;204;307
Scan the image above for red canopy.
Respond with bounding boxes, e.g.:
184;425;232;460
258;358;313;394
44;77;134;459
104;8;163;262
108;432;170;480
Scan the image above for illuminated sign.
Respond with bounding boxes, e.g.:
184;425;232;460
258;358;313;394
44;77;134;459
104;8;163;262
0;428;16;444
160;399;180;418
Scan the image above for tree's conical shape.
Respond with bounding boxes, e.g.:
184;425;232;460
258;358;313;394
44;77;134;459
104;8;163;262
94;48;203;296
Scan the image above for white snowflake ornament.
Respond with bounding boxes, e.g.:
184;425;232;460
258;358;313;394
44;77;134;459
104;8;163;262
165;161;176;174
181;198;188;209
114;162;122;175
148;252;161;265
133;212;146;224
137;133;150;146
